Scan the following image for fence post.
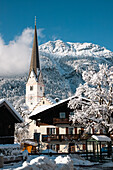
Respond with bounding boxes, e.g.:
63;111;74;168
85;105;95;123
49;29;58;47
0;153;4;168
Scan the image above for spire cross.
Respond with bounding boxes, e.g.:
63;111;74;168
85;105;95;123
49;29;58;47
35;16;36;25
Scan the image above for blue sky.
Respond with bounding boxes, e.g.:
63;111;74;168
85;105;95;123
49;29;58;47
0;0;113;50
0;0;113;76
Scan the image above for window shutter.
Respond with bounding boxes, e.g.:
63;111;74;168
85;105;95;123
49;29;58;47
81;127;84;131
81;127;84;135
100;129;103;134
83;144;86;150
56;144;59;152
47;128;49;135
56;127;59;135
66;127;68;134
75;127;77;134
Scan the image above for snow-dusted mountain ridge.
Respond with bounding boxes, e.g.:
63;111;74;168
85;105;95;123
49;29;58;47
40;40;112;58
0;40;113;106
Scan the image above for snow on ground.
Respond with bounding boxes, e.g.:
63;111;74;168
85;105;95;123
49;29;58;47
2;155;73;170
2;154;113;170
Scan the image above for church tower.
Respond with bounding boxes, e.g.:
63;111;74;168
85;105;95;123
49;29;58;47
26;18;44;111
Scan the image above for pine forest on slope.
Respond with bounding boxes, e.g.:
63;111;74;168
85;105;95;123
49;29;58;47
0;40;113;106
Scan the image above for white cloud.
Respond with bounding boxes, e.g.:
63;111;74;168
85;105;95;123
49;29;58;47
38;28;45;38
0;27;45;76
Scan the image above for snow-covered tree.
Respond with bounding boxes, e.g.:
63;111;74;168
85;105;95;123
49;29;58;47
68;64;113;136
14;98;31;143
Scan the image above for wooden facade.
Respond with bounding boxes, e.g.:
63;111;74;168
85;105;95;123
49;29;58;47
0;99;23;144
30;98;74;125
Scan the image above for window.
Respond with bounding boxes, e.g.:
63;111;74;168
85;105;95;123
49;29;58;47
48;128;56;134
70;112;74;116
30;86;33;91
69;128;73;134
50;144;56;151
43;101;45;104
60;112;65;118
40;87;42;91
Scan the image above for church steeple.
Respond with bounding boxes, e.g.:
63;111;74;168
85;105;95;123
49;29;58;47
26;17;45;111
29;17;40;77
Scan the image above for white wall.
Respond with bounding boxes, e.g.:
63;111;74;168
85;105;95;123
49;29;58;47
26;71;44;111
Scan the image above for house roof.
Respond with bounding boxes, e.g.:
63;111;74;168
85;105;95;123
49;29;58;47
23;140;38;146
0;99;23;123
29;95;77;120
29;95;91;120
92;135;111;142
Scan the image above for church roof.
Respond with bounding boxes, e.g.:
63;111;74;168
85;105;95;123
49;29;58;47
29;22;40;77
32;96;56;111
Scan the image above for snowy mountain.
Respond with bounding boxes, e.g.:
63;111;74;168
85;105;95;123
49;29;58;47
39;40;113;98
0;40;113;106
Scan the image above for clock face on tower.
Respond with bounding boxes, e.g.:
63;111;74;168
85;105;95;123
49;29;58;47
30;96;33;100
28;95;34;102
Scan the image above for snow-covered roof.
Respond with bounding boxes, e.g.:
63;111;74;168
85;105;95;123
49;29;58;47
35;97;56;107
32;96;56;111
31;105;51;116
24;140;38;146
92;135;111;142
29;95;91;119
29;95;77;118
46;97;56;104
0;99;23;123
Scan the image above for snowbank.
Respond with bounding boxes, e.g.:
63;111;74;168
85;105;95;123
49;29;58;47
17;156;56;170
16;155;74;170
55;155;73;170
70;154;93;166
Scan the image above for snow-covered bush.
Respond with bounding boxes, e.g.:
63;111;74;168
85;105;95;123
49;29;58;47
69;64;113;136
0;144;21;156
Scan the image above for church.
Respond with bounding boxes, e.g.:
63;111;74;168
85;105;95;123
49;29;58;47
26;18;45;111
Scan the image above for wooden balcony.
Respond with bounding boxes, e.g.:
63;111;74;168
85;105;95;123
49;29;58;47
42;134;91;142
53;118;69;125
